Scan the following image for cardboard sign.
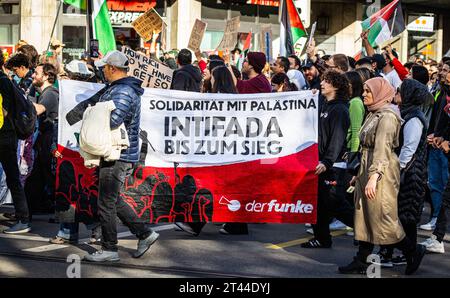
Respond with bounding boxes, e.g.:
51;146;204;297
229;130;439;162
160;22;167;51
188;19;207;51
217;16;240;50
121;47;173;89
132;8;164;41
259;25;272;62
308;22;317;47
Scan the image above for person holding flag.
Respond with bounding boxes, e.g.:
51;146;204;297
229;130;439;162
361;0;405;50
235;32;252;72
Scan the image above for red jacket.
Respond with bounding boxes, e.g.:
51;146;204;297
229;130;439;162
198;59;207;73
392;58;409;81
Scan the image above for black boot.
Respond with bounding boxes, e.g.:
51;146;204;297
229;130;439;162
405;244;426;275
338;257;368;274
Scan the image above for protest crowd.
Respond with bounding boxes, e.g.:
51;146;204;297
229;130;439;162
1;0;450;277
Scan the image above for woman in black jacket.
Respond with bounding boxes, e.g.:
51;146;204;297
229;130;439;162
377;79;429;267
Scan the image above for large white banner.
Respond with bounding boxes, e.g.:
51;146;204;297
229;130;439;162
57;80;319;224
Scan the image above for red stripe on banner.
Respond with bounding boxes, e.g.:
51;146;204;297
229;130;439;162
55;144;318;224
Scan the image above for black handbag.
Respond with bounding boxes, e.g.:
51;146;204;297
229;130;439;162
344;151;361;176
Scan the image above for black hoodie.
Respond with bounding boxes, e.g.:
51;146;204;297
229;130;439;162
0;71;15;137
170;64;202;92
318;98;350;170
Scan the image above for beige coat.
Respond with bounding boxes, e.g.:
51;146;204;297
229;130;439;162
354;108;405;245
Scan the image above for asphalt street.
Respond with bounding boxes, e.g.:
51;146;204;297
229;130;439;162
0;204;449;278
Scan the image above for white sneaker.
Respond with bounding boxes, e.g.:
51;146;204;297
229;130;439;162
329;219;348;231
306;228;314;235
305;223;312;228
419;218;437;231
420;236;434;247
420;235;445;254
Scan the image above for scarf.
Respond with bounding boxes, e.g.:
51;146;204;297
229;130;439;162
365;77;396;112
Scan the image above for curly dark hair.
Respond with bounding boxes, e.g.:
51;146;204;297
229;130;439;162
322;70;350;100
17;44;39;69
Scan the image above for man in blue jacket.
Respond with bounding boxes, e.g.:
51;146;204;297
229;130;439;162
84;51;159;262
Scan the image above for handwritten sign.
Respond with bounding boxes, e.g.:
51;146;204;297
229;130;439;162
132;8;164;42
188;19;207;51
121;47;173;89
217;16;240;50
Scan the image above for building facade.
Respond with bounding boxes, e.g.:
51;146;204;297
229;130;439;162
1;0;449;63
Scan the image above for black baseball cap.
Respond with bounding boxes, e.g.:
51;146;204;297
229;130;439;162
371;54;387;70
301;60;315;69
355;57;373;67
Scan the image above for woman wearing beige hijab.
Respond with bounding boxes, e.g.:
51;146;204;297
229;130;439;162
339;77;426;275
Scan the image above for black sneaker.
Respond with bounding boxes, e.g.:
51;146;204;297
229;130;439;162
392;255;407;266
338;257;368;274
0;212;16;222
405;244;426;275
174;222;199;236
300;238;331;248
371;254;393;268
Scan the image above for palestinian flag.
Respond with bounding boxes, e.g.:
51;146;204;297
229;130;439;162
63;0;116;55
236;32;252;71
280;0;307;56
361;0;405;48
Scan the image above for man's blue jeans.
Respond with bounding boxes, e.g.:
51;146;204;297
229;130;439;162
57;222;100;241
57;223;79;241
428;148;449;218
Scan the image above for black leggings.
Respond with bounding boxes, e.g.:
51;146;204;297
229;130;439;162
312;168;354;245
357;236;416;262
380;221;417;258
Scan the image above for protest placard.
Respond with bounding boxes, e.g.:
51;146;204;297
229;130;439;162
188;19;207;51
132;8;164;41
121;47;173;89
217;16;240;50
308;22;317;47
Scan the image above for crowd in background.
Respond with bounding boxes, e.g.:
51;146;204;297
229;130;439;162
1;31;450;272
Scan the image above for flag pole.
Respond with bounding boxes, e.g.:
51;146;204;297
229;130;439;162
47;0;63;51
86;0;94;49
390;8;398;39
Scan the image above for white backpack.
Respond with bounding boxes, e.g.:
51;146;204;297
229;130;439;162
79;101;116;157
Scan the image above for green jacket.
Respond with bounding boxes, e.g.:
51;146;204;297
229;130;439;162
346;96;365;152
